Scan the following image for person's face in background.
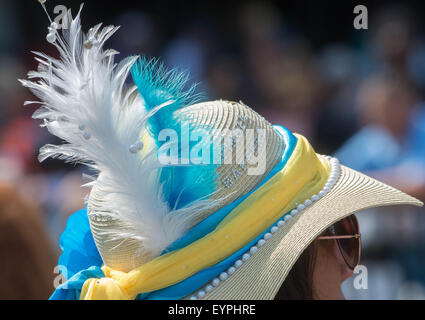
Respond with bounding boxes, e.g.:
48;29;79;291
312;239;354;299
357;78;416;139
375;20;411;68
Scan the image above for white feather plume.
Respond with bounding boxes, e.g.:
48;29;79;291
20;5;218;263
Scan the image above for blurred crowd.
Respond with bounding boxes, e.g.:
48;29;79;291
1;0;425;299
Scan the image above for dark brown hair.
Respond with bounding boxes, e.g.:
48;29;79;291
274;240;319;300
0;183;57;299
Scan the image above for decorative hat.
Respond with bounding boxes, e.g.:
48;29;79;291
21;5;423;300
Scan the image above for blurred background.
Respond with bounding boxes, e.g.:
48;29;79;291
1;0;425;299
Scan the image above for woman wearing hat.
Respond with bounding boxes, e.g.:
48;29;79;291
21;5;423;300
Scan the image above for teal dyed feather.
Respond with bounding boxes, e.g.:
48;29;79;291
131;57;217;210
131;57;202;137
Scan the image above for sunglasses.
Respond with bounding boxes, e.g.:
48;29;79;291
317;215;361;270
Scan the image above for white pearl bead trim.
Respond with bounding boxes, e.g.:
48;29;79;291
46;22;58;44
188;156;341;300
129;141;144;154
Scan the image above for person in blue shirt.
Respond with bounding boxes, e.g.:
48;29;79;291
335;75;425;202
336;75;425;291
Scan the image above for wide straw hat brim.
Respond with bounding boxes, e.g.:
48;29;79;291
187;157;423;300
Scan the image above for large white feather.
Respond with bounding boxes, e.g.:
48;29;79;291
20;6;218;263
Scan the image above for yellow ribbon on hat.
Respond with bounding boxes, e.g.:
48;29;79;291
80;133;330;300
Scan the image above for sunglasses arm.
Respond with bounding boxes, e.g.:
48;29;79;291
317;234;361;240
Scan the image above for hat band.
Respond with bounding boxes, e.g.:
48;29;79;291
80;133;330;299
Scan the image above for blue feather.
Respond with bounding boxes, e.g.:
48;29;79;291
131;56;202;138
131;57;217;210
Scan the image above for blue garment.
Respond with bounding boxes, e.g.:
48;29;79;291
57;208;103;279
50;266;104;300
335;105;425;287
335;105;425;175
50;125;297;300
334;125;400;171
